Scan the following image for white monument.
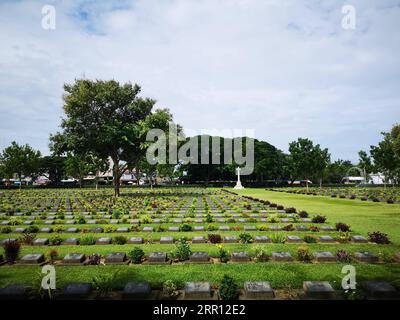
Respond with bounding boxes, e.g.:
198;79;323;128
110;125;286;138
234;166;244;189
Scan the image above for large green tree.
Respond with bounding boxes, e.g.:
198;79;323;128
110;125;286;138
64;153;108;188
288;138;330;189
50;79;172;196
370;129;400;186
0;141;41;187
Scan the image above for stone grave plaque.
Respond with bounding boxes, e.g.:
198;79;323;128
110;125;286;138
194;226;204;231
65;228;78;233
148;252;167;263
303;281;335;299
286;235;302;243
296;225;308;231
142;227;154;232
244;226;257;231
231;252;250;262
63;253;86;264
128;237;143;244
105;252;126;263
223;236;238;243
62;283;92;299
116;227;129;232
123;282;151;299
39;228;53;233
318;235;335;243
354;251;379;263
361;281;397;299
351;235;368;243
218;226;230;231
254;236;271;243
320;226;334;231
96;237;111;245
0;284;27;300
269;226;282;231
184;282;211;299
33;238;49;246
314;251;335;262
272;252;293;262
244;281;274;299
15;228;27;233
62;238;79;245
20;253;45;264
192;236;206;243
168;227;179;232
190;252;210;263
160;236;174;244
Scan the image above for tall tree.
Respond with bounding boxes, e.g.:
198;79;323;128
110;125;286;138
358;150;374;182
64;153;107;188
50;79;172;196
370;130;400;186
288;138;330;189
37;155;67;185
0;141;41;188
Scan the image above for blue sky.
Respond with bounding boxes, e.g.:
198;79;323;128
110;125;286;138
0;0;399;162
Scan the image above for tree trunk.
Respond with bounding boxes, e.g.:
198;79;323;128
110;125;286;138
112;157;120;197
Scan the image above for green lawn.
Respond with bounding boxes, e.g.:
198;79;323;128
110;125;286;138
235;188;400;244
1;188;400;292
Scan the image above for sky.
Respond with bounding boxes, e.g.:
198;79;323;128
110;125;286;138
0;0;399;162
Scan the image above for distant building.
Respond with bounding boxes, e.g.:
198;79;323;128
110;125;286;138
342;176;364;184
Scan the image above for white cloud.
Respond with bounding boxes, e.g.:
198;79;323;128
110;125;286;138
0;0;399;162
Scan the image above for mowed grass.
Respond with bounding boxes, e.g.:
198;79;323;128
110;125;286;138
1;263;400;290
1;187;400;290
234;188;400;244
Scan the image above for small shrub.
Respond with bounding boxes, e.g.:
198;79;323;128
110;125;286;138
1;226;12;234
285;207;297;214
162;280;178;298
309;226;320;232
208;234;222;244
379;252;395;263
3;240;21;263
170;238;191;261
50;235;63;246
77;217;86;224
387;199;394;204
336;222;351;232
277;205;284;210
337;231;351;243
270;233;286;244
282;224;294;231
20;233;36;245
26;225;39;233
368;231;390;244
129;247;144;264
311;215;326;223
80;235;96;245
251;246;269;262
91;271;128;298
205;214;213;223
297;246;313;262
303;235;317;243
238;233;253;243
47;249;58;263
206;224;217;231
217;244;229;263
219;275;238;300
104;226;116;233
336;250;351;263
113;236;127;245
179;224;192;232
